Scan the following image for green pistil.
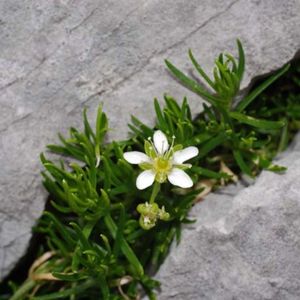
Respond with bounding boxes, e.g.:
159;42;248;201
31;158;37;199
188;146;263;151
153;157;172;183
154;157;171;172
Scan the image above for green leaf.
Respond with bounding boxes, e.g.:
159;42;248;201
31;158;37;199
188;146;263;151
128;123;144;137
154;98;167;132
42;163;74;183
112;204;125;258
235;63;290;112
278;120;289;152
57;133;85;161
188;49;215;89
45;144;70;156
165;59;220;106
96;105;108;145
50;201;72;213
267;164;287;173
190;132;213;145
164;94;182;117
230;112;285;130
233;150;252;177
215;60;235;92
100;234;112;256
225;53;238;73
163;110;175;135
104;215;144;277
83;107;96;142
52;272;88;281
69;222;90;249
198;132;227;158
131;115;153;137
99;277;110;300
191;166;227;179
43;212;75;246
32;280;95;300
181;96;192;120
236;39;245;81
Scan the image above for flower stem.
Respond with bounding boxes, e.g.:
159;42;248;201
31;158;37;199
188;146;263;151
9;278;36;300
150;182;160;204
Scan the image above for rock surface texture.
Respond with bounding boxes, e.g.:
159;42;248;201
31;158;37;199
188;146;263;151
155;132;300;300
0;0;300;279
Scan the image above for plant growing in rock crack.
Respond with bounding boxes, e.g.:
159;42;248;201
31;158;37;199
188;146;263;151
3;41;298;300
165;39;290;176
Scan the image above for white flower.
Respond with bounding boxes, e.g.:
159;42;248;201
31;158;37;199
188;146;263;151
124;130;199;190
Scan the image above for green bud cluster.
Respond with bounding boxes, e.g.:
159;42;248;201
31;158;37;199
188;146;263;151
137;202;170;230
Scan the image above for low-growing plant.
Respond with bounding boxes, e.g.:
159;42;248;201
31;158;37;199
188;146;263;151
1;41;299;300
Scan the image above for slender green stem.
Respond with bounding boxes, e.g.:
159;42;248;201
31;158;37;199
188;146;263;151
149;182;160;204
9;279;36;300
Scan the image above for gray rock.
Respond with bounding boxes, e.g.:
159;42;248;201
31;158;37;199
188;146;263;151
155;132;300;300
0;0;299;279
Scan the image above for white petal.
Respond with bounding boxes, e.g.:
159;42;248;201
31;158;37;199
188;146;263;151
153;130;169;154
136;170;155;190
167;168;193;188
124;151;150;164
173;146;199;164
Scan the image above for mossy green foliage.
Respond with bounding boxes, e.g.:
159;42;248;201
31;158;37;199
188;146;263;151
1;43;299;300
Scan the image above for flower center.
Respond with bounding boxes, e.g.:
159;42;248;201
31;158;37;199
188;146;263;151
153;157;172;183
154;157;172;173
